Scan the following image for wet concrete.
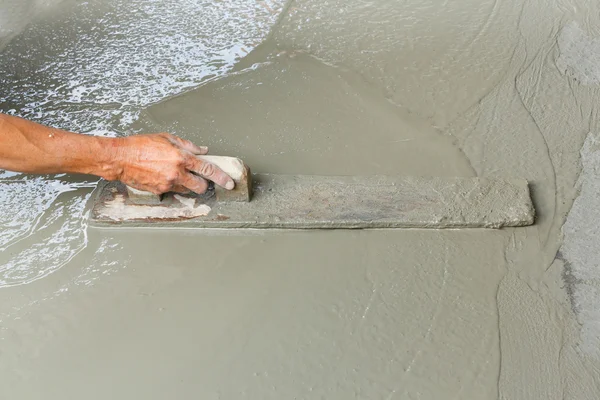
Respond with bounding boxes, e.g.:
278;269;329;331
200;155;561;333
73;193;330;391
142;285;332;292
2;0;600;399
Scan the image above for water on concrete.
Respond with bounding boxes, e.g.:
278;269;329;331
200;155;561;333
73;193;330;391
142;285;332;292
1;0;600;398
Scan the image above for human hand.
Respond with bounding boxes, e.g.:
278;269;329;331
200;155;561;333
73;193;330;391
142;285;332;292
111;132;234;195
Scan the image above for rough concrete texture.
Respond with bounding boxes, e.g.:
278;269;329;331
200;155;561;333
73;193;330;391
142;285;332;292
92;175;534;229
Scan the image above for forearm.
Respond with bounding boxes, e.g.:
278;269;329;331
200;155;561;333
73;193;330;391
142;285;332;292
0;113;122;179
0;113;234;195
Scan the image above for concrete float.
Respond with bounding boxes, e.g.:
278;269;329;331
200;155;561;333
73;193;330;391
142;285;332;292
89;155;535;229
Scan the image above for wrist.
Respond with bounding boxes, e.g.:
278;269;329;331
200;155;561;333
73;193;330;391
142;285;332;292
85;136;126;181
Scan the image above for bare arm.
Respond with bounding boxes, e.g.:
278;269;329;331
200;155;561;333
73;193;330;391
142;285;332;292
0;113;234;194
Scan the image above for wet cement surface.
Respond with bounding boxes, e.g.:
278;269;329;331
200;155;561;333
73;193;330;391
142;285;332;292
2;0;600;398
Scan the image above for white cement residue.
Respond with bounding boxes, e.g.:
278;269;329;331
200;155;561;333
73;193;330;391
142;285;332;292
0;188;91;288
0;178;72;250
101;195;211;221
173;194;197;209
557;21;600;86
560;131;600;358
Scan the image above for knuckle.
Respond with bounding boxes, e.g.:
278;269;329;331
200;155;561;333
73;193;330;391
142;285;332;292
165;171;179;184
160;132;178;145
195;185;208;194
197;179;208;192
189;177;208;194
199;162;216;177
176;154;188;167
157;184;171;193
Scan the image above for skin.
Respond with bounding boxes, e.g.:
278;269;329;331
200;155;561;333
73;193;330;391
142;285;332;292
0;113;235;195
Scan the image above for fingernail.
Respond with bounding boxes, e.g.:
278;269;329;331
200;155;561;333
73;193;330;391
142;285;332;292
200;146;208;152
225;180;235;190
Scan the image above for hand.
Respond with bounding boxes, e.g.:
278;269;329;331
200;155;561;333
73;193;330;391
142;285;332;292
112;132;235;195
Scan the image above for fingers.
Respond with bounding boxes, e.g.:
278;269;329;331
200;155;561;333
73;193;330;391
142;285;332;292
185;156;234;190
161;133;208;155
180;173;209;194
121;132;229;195
170;184;192;194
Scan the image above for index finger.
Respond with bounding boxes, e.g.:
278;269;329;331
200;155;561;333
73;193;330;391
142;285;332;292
162;133;209;155
185;156;234;190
